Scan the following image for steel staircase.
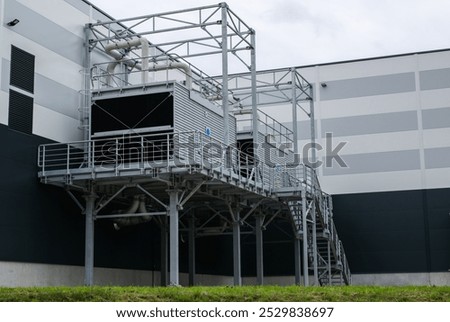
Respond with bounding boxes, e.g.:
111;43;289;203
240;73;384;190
281;167;351;286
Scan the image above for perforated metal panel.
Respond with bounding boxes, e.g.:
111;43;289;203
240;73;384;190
8;90;33;134
10;46;35;93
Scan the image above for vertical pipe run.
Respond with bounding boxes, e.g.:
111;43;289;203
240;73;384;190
233;209;242;286
255;215;264;285
221;3;229;146
168;189;180;286
84;192;96;286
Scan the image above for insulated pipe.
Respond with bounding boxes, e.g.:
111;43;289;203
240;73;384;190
113;195;152;230
105;37;148;85
148;62;192;90
105;42;192;89
125;195;141;214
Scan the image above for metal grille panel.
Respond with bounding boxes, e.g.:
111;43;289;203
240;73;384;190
9;90;34;134
10;45;35;93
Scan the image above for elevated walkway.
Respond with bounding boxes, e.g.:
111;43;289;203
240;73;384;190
38;129;350;286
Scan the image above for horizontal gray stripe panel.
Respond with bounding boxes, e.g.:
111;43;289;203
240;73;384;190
64;0;115;22
321;111;418;137
2;59;79;119
35;74;79;119
5;0;84;66
283;120;317;140
319;72;416;101
422;107;450;129
424;147;450;169
1;59;9;93
419;68;450;91
322;149;421;176
63;0;91;16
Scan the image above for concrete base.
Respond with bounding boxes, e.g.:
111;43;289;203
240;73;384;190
351;272;450;286
1;261;449;287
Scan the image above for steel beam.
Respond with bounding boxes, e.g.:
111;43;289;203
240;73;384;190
168;189;180;286
180;180;205;208
84;192;96;286
137;184;168;210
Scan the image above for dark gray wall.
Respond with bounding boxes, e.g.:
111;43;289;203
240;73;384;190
332;189;450;273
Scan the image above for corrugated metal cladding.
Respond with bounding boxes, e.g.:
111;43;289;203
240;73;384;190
8;90;34;134
10;46;35;93
173;83;236;143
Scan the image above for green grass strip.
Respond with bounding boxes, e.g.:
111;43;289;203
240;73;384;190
0;285;449;302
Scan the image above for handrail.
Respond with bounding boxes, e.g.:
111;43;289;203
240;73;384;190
37;130;325;197
235;109;294;146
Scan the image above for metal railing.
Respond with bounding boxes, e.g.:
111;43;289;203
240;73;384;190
236;109;294;147
38;131;315;192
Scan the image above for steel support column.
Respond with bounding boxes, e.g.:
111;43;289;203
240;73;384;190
328;240;332;286
160;215;168;286
301;189;309;286
309;87;316;164
84;191;96;286
188;214;196;286
83;25;91;142
233;210;242;286
291;68;298;154
251;30;258;153
294;237;302;285
168;189;180;286
255;215;264;285
312;201;319;285
221;3;229;145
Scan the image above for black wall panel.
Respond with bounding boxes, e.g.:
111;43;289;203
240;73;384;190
333;189;450;274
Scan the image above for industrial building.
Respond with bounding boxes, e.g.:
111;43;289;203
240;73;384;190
0;0;448;286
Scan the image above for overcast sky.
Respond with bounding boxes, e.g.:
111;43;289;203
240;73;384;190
88;0;450;70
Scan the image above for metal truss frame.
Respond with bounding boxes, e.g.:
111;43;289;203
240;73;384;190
84;2;258;147
38;3;350;288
